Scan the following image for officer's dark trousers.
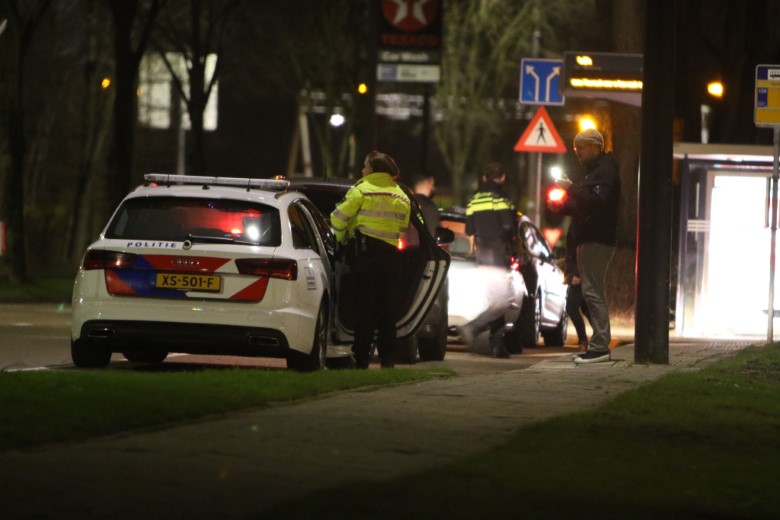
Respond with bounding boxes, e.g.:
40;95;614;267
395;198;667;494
352;237;403;368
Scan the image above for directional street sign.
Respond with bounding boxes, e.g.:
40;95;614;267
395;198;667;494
514;106;566;153
519;58;565;106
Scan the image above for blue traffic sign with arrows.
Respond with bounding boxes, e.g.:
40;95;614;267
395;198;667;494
519;58;565;106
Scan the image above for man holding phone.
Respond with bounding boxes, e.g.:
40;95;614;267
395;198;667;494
548;129;621;364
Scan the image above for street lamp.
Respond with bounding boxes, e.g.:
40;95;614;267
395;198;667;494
701;80;724;143
329;110;345;128
578;115;597;132
707;80;724;99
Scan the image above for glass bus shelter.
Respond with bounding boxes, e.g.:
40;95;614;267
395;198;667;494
674;142;777;339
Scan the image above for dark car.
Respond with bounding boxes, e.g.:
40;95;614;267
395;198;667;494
290;177;452;363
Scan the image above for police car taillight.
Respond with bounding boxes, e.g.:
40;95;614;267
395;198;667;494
235;258;298;280
82;250;137;270
397;237;407;251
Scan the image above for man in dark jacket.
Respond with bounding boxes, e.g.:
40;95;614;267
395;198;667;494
458;162;517;358
412;173;440;237
548;128;620;364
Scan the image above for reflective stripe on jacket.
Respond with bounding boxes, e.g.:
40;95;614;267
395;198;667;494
331;172;411;247
465;181;517;245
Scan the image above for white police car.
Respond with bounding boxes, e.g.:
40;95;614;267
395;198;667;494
71;174;332;370
70;174;448;371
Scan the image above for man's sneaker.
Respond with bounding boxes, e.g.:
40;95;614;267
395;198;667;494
574;349;611;364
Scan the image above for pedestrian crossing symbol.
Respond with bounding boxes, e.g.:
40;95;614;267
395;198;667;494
514;106;567;153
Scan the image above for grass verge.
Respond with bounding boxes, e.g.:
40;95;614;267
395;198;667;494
266;344;780;519
0;367;454;451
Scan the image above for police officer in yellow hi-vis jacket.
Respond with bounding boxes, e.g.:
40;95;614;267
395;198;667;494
331;151;411;369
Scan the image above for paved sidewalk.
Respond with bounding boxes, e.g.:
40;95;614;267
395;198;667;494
0;338;756;519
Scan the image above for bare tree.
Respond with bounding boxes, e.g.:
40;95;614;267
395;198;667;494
105;0;164;214
152;0;241;175
248;0;369;179
0;0;53;282
433;0;537;205
64;2;115;264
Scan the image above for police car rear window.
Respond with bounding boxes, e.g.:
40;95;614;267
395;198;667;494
105;196;281;246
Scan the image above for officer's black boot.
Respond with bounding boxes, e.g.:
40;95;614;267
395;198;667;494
490;332;510;359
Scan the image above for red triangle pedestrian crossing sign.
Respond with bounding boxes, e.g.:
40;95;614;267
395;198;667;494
514;106;567;153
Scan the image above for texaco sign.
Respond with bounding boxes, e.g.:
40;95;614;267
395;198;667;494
377;0;442;83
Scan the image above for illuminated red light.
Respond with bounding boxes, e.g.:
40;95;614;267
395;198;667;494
82;250;137;270
397;237;407;251
547;187;567;203
235;258;297;280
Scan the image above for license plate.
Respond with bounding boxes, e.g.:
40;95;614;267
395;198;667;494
155;273;222;292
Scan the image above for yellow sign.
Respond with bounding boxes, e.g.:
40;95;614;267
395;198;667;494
755;65;780;126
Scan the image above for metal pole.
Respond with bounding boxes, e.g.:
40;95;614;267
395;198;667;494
534;153;542;227
768;127;779;342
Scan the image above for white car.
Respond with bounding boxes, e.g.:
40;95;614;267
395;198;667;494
440;211;568;352
70;174;448;371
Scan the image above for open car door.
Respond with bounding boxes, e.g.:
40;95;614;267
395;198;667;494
289;180;450;344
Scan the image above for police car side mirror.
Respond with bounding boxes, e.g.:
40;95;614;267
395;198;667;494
435;227;455;245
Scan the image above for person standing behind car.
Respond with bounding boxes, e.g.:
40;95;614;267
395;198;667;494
564;222;591;351
459;162;517;358
548;128;620;364
412;173;440;237
331;151;411;369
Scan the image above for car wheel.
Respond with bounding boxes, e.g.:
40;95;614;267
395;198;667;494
518;292;541;349
287;301;328;372
541;310;568;347
71;339;111;368
418;319;447;361
395;336;418;365
122;350;169;363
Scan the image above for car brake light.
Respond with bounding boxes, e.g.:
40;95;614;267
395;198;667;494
397;237;407;251
82;250;137;270
235;258;298;280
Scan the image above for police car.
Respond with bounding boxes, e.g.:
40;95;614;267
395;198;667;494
70;174;449;371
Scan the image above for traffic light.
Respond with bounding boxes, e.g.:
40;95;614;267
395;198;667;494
547;186;567;204
544;185;566;227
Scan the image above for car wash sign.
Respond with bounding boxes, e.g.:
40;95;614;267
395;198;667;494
376;0;442;83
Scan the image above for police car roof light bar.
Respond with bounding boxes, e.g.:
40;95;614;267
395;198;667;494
144;173;290;191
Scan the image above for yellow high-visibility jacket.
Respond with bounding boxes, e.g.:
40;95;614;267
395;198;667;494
331;172;411;247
